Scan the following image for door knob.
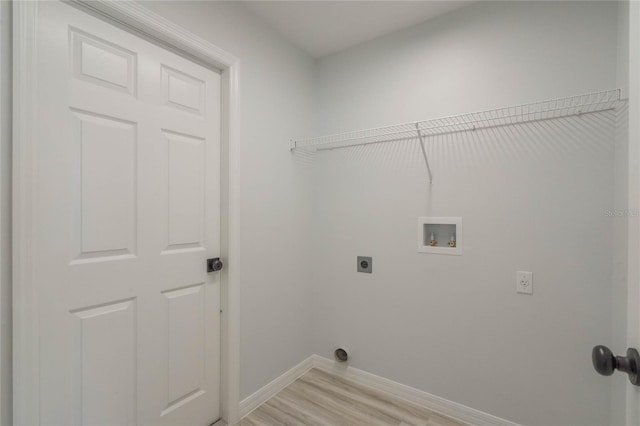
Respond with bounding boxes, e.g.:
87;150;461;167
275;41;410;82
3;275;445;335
207;257;223;272
592;345;640;385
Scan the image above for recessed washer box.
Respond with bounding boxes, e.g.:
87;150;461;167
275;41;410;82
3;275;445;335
418;217;462;255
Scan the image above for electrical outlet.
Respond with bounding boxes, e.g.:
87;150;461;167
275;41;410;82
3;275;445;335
357;256;372;273
516;271;533;295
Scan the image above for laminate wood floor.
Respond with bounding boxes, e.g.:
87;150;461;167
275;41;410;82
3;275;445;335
238;368;468;426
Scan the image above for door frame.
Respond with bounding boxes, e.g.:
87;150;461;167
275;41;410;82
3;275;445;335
629;2;640;424
12;1;241;424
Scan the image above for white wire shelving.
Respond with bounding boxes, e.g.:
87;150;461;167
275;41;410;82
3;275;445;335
290;89;622;184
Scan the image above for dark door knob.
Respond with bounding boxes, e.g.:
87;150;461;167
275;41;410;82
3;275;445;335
207;257;223;273
592;345;640;385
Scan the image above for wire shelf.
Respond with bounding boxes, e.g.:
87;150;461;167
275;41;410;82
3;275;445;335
291;89;622;152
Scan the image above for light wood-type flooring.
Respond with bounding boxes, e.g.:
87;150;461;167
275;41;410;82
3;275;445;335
238;368;468;426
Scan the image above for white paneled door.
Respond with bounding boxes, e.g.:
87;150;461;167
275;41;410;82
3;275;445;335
33;2;221;424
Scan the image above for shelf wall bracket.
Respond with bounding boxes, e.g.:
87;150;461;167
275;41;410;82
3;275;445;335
415;122;433;184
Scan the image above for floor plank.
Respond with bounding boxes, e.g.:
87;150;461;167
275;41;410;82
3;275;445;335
238;369;468;426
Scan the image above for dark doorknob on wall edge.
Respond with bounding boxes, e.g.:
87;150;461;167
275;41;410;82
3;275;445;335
592;345;640;386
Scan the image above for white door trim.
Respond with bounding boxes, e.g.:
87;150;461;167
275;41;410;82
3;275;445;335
628;2;640;424
12;1;241;424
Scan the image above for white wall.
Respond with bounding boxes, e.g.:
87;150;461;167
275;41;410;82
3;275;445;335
140;1;317;400
311;2;619;425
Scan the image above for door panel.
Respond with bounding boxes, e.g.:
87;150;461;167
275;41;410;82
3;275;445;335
164;130;205;251
71;299;137;426
70;27;137;95
35;2;221;424
71;109;137;262
163;284;206;413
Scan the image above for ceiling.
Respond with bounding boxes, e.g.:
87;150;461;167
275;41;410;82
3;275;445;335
241;1;474;58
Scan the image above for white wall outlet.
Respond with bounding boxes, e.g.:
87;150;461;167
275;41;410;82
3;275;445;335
516;271;533;295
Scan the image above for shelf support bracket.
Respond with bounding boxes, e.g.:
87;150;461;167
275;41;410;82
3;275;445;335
415;122;433;184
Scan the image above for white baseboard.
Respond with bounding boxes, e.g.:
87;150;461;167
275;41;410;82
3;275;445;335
239;354;521;426
238;356;315;419
311;355;521;426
